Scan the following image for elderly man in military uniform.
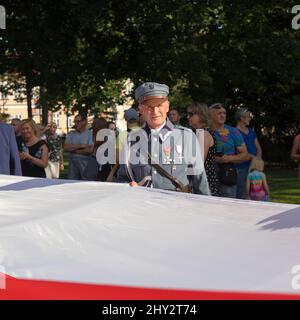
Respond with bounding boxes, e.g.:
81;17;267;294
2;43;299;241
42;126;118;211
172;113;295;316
117;82;210;195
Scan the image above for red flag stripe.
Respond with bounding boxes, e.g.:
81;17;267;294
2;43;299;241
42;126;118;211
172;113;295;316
0;275;300;300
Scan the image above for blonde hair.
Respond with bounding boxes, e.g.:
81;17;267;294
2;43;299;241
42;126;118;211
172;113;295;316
249;157;264;172
21;119;40;137
187;102;212;128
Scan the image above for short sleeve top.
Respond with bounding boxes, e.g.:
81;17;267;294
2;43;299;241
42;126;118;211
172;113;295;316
236;127;257;169
21;140;48;178
65;129;93;159
213;124;245;156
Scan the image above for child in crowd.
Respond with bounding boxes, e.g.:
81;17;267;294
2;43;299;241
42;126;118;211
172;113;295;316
246;158;270;201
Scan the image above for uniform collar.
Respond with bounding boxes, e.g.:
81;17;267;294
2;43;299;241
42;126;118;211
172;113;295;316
142;118;174;142
143;118;173;133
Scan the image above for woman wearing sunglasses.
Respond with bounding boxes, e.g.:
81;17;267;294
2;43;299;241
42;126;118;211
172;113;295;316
187;102;220;196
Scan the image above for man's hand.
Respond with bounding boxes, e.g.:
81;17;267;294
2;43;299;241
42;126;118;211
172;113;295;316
129;181;138;187
78;144;88;149
64;143;89;153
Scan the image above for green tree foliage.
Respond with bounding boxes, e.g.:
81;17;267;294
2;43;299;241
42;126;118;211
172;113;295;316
0;0;299;139
206;1;300;135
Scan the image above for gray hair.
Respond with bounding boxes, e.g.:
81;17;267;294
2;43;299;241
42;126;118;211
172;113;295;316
209;103;225;110
235;108;249;122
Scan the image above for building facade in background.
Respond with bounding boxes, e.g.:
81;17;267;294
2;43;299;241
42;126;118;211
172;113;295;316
0;79;134;134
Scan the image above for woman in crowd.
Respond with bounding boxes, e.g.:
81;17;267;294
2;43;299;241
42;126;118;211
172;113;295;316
44;122;64;179
235;108;262;199
19;119;49;178
209;103;248;198
187;102;220;196
290;134;300;180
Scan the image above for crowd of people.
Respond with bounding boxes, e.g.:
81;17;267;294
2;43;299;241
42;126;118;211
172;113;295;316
1;81;299;202
185;102;268;200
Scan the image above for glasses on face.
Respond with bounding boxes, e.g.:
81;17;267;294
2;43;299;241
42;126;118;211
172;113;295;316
187;111;196;117
141;98;168;111
142;103;165;111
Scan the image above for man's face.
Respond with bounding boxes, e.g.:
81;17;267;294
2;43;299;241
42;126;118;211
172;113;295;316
108;123;116;131
169;110;180;124
139;97;169;129
74;116;86;132
210;107;226;126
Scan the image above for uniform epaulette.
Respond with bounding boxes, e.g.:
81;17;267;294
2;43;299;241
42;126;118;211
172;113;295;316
174;125;192;133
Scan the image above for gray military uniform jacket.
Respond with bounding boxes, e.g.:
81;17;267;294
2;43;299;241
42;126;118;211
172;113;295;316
117;119;210;195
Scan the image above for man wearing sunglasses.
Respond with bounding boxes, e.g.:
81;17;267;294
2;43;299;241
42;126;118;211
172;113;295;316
117;82;210;195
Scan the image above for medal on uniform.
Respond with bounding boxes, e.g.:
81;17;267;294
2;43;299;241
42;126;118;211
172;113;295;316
164;145;171;164
175;144;183;162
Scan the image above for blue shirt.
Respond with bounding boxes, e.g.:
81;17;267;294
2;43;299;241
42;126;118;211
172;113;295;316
236;128;257;169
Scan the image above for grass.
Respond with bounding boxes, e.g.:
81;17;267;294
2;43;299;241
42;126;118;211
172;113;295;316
60;153;300;205
266;167;300;205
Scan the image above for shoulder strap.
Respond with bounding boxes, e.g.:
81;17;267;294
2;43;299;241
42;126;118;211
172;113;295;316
140;148;186;191
124;135;190;192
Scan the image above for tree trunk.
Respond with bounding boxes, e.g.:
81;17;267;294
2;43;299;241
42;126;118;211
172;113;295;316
42;104;49;125
25;75;33;119
40;85;48;125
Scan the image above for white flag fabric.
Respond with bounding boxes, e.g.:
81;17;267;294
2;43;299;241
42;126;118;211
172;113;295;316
0;174;300;297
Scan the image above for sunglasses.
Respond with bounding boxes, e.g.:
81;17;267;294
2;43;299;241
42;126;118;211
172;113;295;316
187;111;196;117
